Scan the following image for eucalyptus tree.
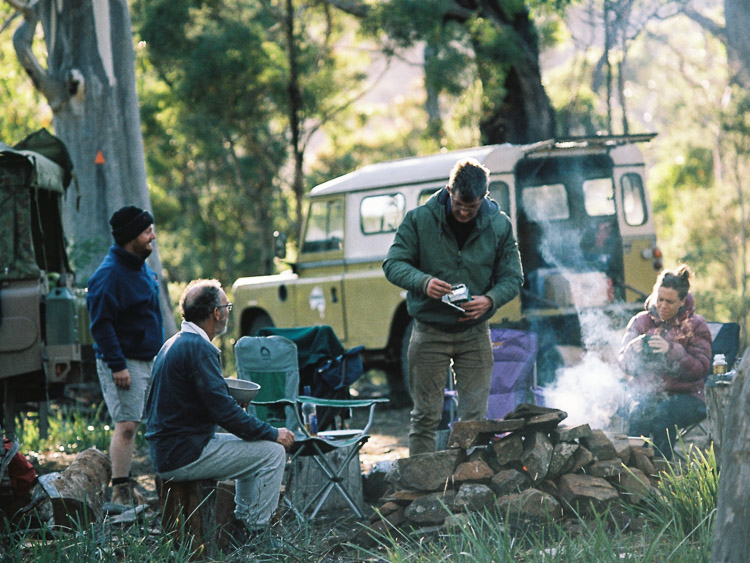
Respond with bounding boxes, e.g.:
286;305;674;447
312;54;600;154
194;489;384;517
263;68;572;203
325;0;566;144
135;1;373;274
3;0;176;333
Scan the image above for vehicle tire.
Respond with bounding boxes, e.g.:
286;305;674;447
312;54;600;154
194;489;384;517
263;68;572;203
246;313;274;336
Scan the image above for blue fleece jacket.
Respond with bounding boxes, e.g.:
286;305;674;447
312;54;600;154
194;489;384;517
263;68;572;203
145;330;278;473
86;245;164;372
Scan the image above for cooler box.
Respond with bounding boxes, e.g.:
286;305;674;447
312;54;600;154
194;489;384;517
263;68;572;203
486;328;538;420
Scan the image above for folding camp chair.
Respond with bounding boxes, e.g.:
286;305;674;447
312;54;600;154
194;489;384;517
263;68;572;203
234;335;387;519
257;325;365;431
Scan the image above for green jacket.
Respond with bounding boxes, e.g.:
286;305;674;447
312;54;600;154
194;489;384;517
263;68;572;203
383;188;523;332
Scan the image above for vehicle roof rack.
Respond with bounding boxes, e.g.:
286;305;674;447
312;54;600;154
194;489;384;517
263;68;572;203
523;133;657;155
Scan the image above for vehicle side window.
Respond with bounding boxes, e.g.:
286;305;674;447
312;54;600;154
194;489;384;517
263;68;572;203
582;178;616;216
419;188;440;206
521;184;569;221
360;193;405;234
621;173;647;226
489;181;510;214
302;199;344;253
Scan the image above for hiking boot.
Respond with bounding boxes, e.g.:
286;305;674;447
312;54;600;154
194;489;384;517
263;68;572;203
111;479;147;506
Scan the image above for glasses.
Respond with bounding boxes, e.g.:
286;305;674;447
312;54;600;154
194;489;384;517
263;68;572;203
450;195;482;214
216;303;233;312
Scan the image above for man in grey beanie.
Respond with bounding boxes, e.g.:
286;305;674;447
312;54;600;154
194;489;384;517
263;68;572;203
87;205;164;505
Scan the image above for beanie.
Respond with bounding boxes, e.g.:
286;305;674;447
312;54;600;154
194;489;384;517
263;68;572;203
110;206;154;246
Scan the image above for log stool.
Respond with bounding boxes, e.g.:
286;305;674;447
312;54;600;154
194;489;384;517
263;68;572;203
157;478;235;558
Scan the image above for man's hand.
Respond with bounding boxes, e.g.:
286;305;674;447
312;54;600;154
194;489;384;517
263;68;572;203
459;295;492;321
276;428;295;450
426;277;453;299
112;369;131;390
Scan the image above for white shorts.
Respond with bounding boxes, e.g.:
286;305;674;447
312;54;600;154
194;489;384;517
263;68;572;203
97;358;153;423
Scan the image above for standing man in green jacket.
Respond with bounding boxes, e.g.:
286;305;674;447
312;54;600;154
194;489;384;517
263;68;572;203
383;158;523;455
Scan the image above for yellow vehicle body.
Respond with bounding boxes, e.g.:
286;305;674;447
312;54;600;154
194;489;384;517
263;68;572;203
233;135;662;387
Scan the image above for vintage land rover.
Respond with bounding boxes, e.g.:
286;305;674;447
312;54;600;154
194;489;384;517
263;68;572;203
232;134;662;398
0;130;86;437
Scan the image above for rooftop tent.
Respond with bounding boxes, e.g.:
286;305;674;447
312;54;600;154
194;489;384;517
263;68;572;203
0;129;74;282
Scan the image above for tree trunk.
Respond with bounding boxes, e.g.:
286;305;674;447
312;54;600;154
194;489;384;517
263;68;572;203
725;0;750;88
11;0;176;335
713;352;750;561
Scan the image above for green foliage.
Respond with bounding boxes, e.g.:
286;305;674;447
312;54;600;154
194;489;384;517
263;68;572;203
354;501;713;562
638;443;718;541
4;516;197;562
0;7;51;142
16;402;145;456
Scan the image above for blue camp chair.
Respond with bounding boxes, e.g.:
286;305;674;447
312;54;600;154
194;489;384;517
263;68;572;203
234;335;387;519
486;328;539;419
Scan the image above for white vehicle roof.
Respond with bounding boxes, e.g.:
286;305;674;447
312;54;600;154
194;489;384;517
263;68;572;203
309;134;655;198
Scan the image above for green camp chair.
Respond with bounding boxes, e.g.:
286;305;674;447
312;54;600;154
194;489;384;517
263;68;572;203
234;335;388;519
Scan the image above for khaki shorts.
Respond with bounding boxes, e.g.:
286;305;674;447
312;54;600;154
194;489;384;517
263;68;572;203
97;358;154;423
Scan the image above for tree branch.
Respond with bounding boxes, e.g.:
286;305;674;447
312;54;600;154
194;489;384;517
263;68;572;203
11;5;68;111
682;6;726;44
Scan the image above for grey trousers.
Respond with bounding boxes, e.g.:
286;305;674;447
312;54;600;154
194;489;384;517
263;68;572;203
157;433;286;530
407;320;494;456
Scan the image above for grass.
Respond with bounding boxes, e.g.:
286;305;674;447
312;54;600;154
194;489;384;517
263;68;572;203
4;405;719;562
14;402;147;458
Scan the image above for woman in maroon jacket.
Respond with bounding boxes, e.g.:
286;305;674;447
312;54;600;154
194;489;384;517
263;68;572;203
618;264;712;460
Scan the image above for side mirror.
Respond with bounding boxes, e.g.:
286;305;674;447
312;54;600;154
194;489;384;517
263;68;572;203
273;231;287;259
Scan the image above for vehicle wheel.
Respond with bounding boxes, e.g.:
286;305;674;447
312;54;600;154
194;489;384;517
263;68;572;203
246;313;274;336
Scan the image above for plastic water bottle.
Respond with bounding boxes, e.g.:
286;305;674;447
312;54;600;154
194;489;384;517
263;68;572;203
301;385;318;436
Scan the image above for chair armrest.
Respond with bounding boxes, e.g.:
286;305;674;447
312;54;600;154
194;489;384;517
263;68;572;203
296;396;389;436
251;399;296;408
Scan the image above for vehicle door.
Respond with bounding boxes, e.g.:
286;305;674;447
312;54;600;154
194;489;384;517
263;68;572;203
295;197;346;336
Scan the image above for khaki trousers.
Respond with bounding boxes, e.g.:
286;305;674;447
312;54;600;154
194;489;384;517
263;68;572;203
407;320;494;456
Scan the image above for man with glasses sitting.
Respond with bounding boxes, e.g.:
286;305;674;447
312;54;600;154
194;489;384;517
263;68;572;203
383;158;524;456
146;279;294;548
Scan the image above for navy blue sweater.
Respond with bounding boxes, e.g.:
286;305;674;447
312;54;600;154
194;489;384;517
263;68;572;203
145;330;278;473
86;245;164;372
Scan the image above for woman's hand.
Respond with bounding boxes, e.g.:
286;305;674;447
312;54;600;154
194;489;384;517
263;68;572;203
647;334;669;354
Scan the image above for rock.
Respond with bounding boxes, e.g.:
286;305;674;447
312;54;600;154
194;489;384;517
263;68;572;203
610;467;653;504
497;488;563;522
452;460;495;485
546;441;579;480
520;432;553;482
632;449;656;478
570;445;595;472
557;473;619;515
386;450;460;491
443;512;474;531
453;483;496;512
581;430;618;461
382;490;428;504
489;433;523;467
588;459;626;479
610;434;632;464
363;460;394;502
447;420;525;449
404;491;456;525
551;424;593;443
524;411;569;433
490;469;530;496
369;501;402;523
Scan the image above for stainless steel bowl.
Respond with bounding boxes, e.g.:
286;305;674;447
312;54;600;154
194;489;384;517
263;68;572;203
224;378;260;402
